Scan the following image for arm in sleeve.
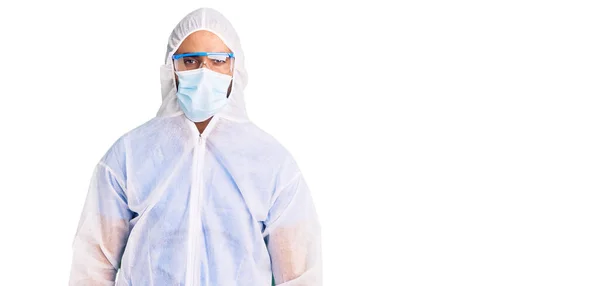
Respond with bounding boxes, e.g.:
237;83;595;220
69;159;134;286
264;173;322;286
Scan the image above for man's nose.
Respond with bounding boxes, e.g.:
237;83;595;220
198;57;211;69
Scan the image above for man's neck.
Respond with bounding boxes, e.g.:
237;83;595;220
194;117;212;135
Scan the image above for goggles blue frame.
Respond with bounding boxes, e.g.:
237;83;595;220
172;52;235;60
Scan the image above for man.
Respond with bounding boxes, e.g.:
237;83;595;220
69;8;321;286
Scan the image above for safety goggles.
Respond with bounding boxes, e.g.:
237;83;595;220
172;52;235;74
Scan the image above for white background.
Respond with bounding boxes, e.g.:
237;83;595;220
0;0;599;285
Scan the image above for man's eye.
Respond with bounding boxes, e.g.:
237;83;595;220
183;58;197;65
211;59;226;65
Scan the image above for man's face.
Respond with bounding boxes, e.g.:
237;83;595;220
174;30;234;96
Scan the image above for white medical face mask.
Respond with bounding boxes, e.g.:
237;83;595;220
175;68;232;122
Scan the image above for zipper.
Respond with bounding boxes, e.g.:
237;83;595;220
186;135;206;286
184;115;220;286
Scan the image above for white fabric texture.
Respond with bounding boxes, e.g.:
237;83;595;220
69;8;321;286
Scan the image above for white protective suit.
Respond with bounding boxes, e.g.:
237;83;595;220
69;8;322;286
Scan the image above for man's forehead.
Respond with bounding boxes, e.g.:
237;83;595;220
176;30;231;53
